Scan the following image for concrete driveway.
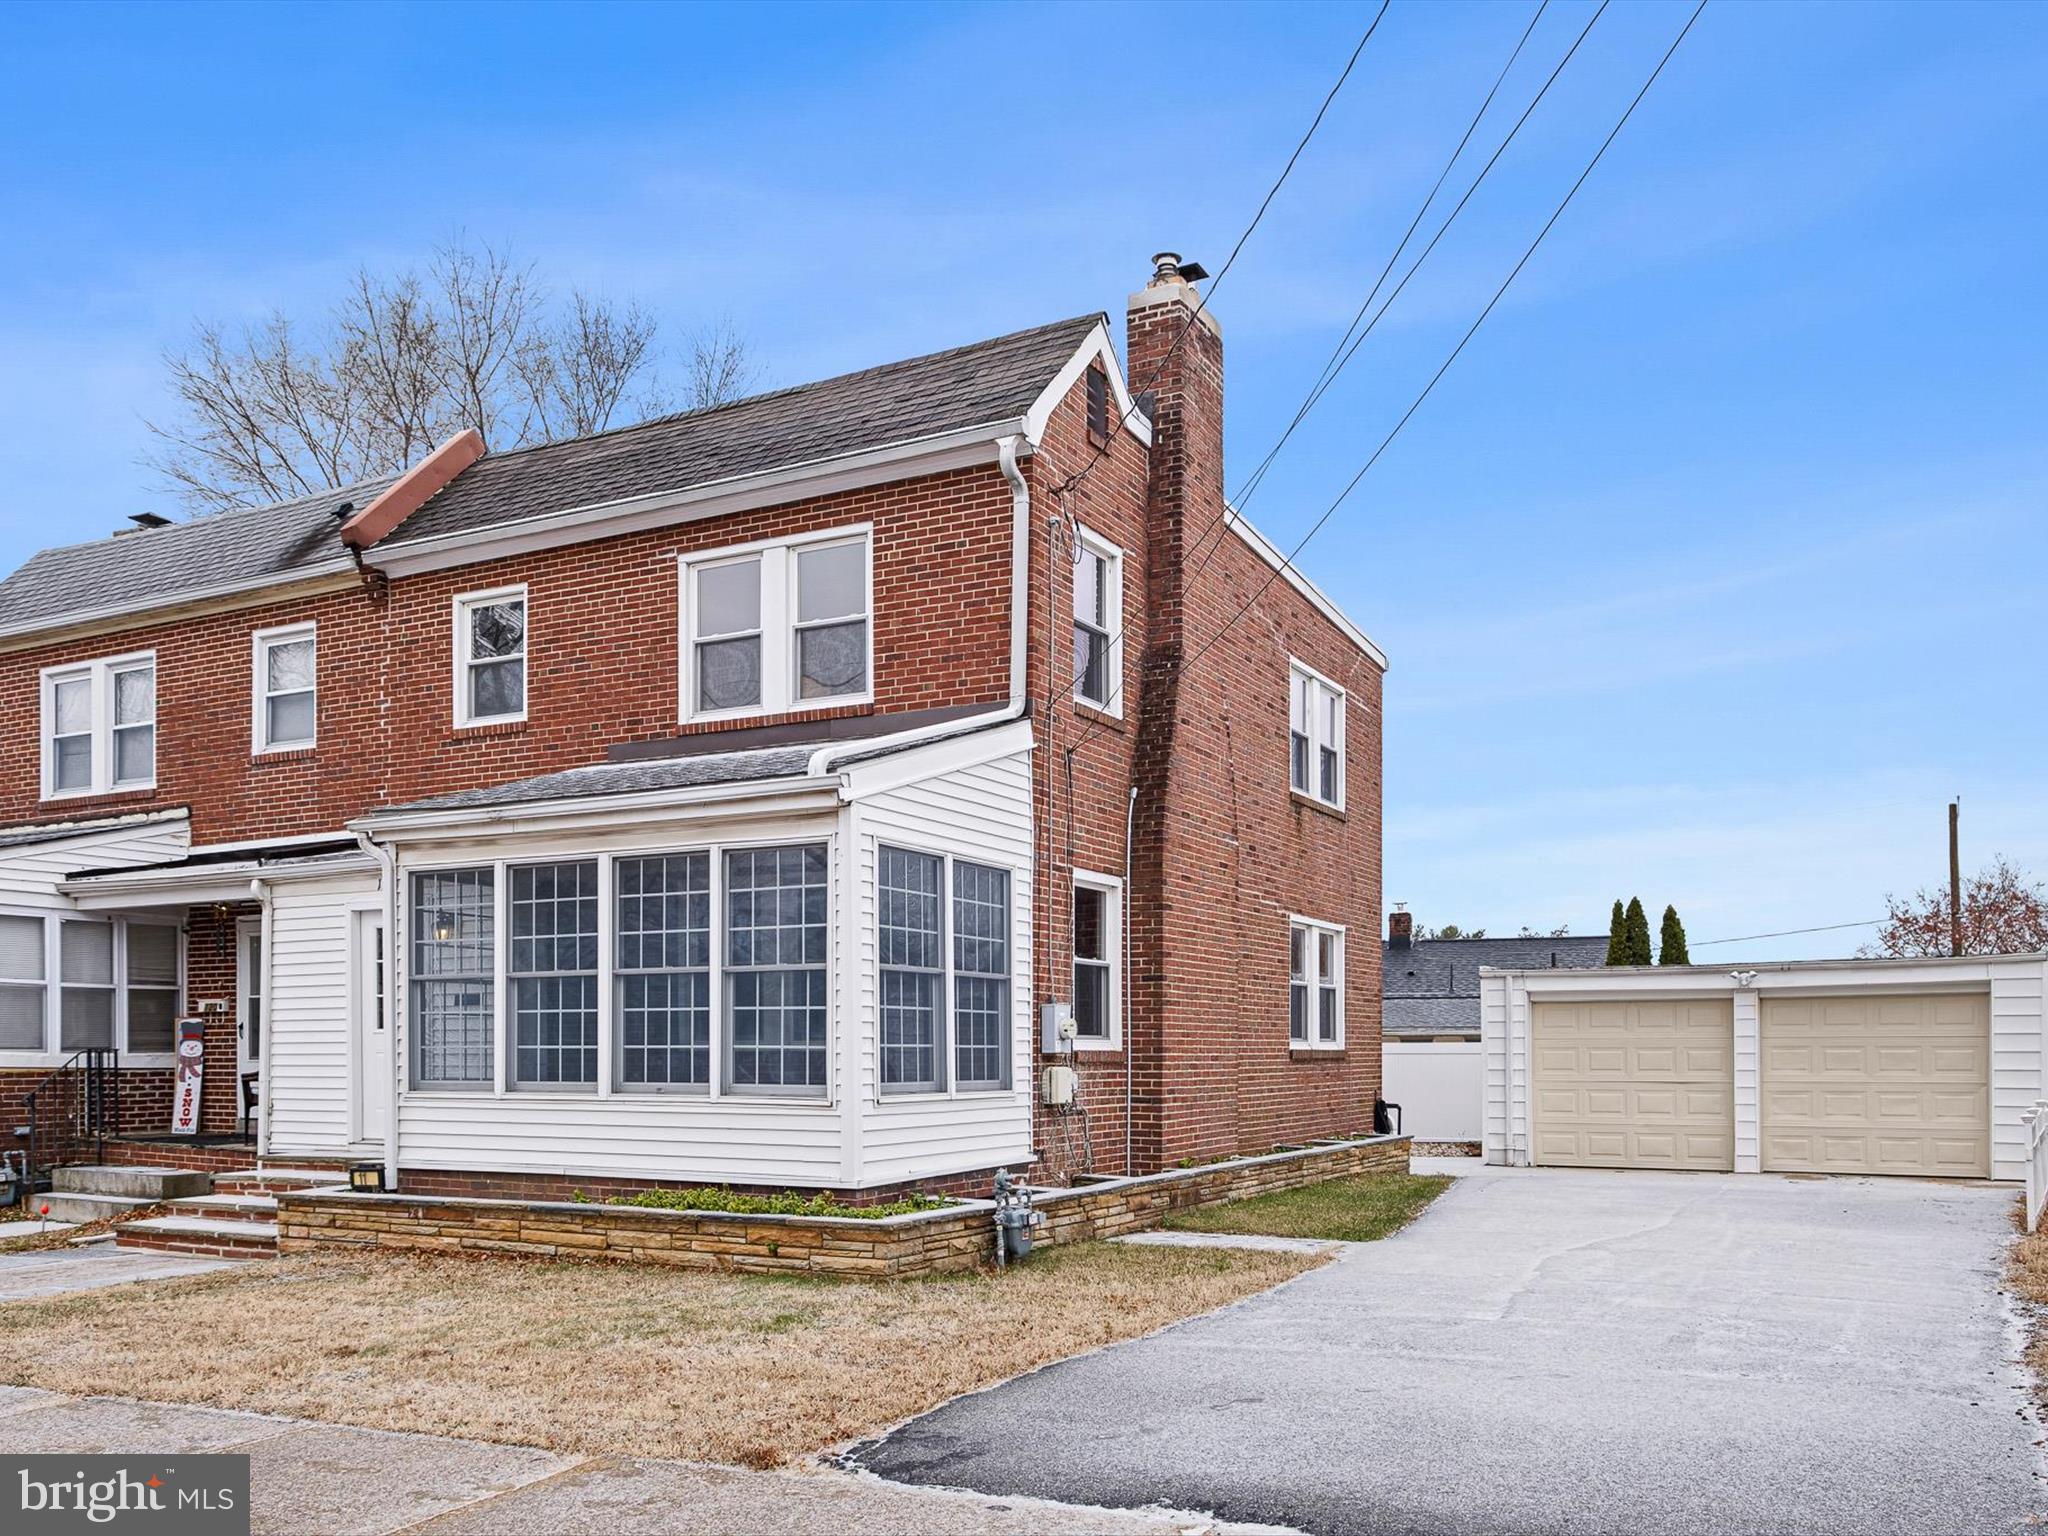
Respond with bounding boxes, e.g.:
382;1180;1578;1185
854;1165;2044;1535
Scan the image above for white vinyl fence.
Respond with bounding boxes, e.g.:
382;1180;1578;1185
1382;1040;1483;1144
2026;1100;2048;1232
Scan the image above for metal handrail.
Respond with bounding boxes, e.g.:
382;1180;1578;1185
19;1046;121;1188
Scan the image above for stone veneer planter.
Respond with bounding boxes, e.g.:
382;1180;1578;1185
275;1134;1411;1278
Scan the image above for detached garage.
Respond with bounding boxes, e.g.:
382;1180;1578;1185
1481;953;2046;1181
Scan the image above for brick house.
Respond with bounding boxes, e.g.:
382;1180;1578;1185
0;255;1387;1199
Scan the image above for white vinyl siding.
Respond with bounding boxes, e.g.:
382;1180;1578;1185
266;870;378;1156
253;623;317;752
854;743;1034;1187
41;653;155;798
680;527;872;723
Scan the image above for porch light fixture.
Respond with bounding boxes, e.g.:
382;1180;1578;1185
431;910;456;944
348;1162;386;1192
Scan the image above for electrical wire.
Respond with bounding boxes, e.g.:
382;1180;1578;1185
1690;919;1887;948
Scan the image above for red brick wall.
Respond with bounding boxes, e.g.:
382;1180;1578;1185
183;901;255;1135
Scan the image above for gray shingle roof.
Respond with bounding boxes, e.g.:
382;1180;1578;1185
1383;935;1610;1000
1384;996;1482;1038
386;746;821;815
386;315;1102;546
0;476;393;635
0;810;187;853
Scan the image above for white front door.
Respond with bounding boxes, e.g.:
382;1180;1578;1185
236;918;263;1089
354;911;388;1144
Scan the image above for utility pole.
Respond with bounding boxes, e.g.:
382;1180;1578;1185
1949;799;1962;957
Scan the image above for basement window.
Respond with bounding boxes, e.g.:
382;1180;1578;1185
1288;661;1344;809
41;653;155;798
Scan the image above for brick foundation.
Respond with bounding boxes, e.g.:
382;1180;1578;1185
392;1158;1035;1207
279;1134;1410;1277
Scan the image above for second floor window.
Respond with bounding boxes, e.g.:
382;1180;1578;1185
682;530;871;722
1072;527;1122;713
1289;663;1345;808
455;588;527;726
253;624;317;752
42;653;155;798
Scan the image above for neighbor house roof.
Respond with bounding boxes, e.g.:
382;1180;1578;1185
379;315;1104;548
0;476;393;638
1383;934;1610;1037
0;809;190;854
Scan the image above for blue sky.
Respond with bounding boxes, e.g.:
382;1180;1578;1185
3;0;2043;961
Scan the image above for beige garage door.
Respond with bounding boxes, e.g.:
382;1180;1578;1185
1530;1000;1734;1171
1760;993;1989;1177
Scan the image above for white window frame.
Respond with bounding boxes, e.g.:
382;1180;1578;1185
1071;525;1124;716
874;841;1017;1099
251;622;318;754
1289;915;1346;1050
678;525;874;725
1289;660;1346;811
452;585;529;728
40;651;157;800
401;835;841;1106
1071;868;1123;1051
0;907;183;1065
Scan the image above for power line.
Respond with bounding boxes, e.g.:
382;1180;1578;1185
1165;0;1708;701
1690;919;1887;948
1052;3;1389;500
1182;0;1581;585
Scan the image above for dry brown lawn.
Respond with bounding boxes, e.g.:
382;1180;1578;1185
2008;1195;2048;1403
0;1242;1319;1467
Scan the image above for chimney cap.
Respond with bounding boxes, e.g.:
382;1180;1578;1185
127;511;172;531
1149;252;1210;286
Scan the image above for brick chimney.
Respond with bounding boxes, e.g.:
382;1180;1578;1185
1388;909;1414;950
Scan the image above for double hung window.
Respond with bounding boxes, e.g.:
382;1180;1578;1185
1289;663;1345;808
683;532;871;721
43;654;155;797
877;847;1012;1094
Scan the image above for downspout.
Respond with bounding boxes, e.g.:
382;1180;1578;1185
998;434;1031;708
353;828;401;1192
248;878;275;1161
1123;783;1137;1175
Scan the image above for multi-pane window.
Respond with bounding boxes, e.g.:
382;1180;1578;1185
1289;663;1345;808
125;923;180;1053
412;868;495;1085
455;589;527;725
682;532;871;721
952;862;1010;1089
877;849;1014;1094
1072;877;1119;1045
43;655;155;797
725;844;829;1094
1289;918;1344;1048
509;862;598;1088
0;915;44;1051
59;921;114;1050
254;624;317;751
878;847;943;1093
616;853;711;1091
1072;530;1120;711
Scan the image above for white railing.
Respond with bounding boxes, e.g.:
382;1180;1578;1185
2025;1101;2048;1232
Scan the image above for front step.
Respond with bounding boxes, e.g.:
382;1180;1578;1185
38;1190;157;1224
213;1168;348;1197
161;1193;277;1224
53;1165;211;1202
114;1215;278;1259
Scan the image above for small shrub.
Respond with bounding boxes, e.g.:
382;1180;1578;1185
604;1187;953;1220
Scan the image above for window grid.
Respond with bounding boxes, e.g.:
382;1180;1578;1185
952;861;1010;1089
725;845;829;1094
509;862;599;1088
615;853;712;1090
1289;664;1344;807
412;868;496;1085
878;847;942;1093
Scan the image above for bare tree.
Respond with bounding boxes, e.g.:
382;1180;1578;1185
681;317;759;412
146;237;749;514
1861;856;2048;958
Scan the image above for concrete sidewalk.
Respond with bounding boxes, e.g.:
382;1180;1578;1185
0;1387;1267;1535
